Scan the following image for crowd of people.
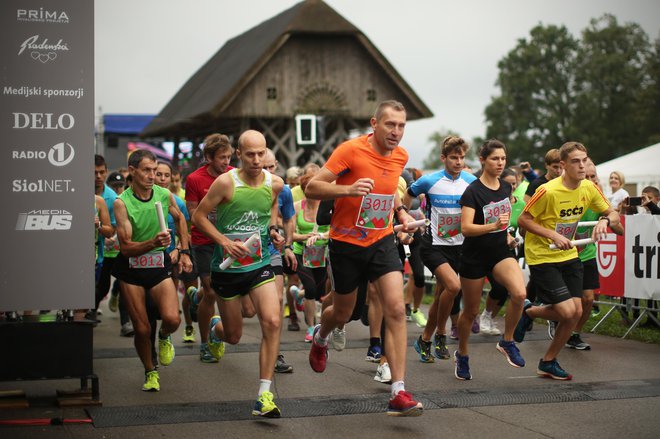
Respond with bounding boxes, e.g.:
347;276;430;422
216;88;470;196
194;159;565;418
80;100;660;418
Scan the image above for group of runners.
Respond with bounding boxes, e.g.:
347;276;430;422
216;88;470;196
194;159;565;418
96;99;621;418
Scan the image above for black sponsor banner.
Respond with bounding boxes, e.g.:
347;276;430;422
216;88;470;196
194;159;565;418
0;1;93;310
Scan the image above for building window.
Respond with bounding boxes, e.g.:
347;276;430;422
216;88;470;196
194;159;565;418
367;89;377;101
267;87;277;100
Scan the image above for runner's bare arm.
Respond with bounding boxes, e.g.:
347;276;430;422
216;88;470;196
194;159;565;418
114;198;169;257
305;167;374;200
593;207;621;241
518;211;572;250
168;192;192;272
95;195;115;238
269;177;286;250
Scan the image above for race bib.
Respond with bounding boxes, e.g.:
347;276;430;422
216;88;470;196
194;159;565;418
434;212;462;239
225;231;262;269
303;244;327;268
555;221;579;240
356;194;394;229
483;198;511;233
129;251;165;269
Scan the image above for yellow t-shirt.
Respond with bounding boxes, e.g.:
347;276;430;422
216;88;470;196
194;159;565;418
291;185;305;203
523;178;610;265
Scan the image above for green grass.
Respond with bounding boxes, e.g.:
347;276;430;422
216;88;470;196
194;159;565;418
419;290;660;345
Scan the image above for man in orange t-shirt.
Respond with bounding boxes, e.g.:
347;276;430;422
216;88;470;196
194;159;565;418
305;100;423;417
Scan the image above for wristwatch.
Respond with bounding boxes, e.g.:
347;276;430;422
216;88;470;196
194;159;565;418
598;216;611;227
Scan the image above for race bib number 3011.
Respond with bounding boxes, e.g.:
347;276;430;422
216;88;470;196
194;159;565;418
356;194;394;230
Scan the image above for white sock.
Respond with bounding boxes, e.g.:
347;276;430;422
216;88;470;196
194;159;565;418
391;380;405;397
258;379;272;396
314;329;329;346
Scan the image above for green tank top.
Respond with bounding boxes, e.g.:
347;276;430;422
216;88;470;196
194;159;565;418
211;169;273;273
118;185;170;251
509;196;525;232
576;208;599;262
293;200;329;255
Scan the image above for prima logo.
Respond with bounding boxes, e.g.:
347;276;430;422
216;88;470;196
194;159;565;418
18;35;69;63
11;142;75;167
16;209;72;231
17;9;69;24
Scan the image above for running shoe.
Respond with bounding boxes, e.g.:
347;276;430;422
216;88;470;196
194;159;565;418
365;344;382;363
108;292;119;313
291;286;304;312
208;315;225;360
537;358;573;380
120;321;134;337
186;286;199;322
454;350;472;380
471;318;480;334
496;340;525;367
275;354;293;373
309;324;328;373
288;317;300;332
411;309;427;328
480;310;501;335
387;391;423;417
374;362;392;383
252;391;281;418
413;335;435;363
433;333;450;360
591;306;601;317
566;333;591;350
182;325;195;343
142;370;160;392
514;299;533;343
199;343;218;363
548;320;557;340
331;327;347;351
305;326;314;343
158;334;175;366
449;325;459;340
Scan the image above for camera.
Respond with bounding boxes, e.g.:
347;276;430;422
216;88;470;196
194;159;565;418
628;197;643;207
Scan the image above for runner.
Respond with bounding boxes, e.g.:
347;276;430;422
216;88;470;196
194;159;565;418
404;136;475;363
112;149;192;392
305;100;423;417
455;139;526;380
516;141;619;380
192;129;286;418
523;149;562;203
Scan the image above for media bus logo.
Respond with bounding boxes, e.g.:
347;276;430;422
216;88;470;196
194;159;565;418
16;209;72;231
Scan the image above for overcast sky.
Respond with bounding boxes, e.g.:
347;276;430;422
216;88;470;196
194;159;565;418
95;0;660;168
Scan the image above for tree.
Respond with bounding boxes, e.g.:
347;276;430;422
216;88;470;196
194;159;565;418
571;15;654;163
485;15;656;166
485;24;579;166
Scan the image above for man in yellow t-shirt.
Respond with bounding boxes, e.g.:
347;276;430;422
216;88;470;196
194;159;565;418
516;142;619;381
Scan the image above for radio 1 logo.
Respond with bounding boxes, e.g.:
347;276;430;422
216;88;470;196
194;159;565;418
16;209;72;231
12;142;75;167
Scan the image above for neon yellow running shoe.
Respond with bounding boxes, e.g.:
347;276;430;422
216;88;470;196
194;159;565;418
182;325;195;343
252;391;281;418
208;316;225;360
158;334;175;366
142;370;160;392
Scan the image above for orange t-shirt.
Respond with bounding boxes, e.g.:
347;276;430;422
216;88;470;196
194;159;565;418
324;134;409;247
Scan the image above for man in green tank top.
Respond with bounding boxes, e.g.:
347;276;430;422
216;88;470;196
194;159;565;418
192;130;286;418
113;149;193;392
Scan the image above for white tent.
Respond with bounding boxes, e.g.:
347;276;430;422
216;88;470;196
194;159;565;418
596;142;660;196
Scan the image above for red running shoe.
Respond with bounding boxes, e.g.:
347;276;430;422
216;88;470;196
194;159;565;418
308;325;328;373
387;391;423;417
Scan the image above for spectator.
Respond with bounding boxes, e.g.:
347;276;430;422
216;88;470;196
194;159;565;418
607;171;629;212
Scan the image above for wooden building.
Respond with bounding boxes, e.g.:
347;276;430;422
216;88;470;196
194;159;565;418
141;0;432;169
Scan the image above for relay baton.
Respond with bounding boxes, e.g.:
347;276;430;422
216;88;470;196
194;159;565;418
393;219;430;232
154;201;167;233
549;238;593;250
219;233;260;270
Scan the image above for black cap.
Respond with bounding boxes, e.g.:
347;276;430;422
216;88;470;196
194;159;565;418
107;172;125;185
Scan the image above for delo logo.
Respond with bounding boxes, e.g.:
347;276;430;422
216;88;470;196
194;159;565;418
12;142;75;167
13;112;74;130
16;209;72;231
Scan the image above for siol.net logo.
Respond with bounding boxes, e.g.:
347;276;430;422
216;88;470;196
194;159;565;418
16;209;72;231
